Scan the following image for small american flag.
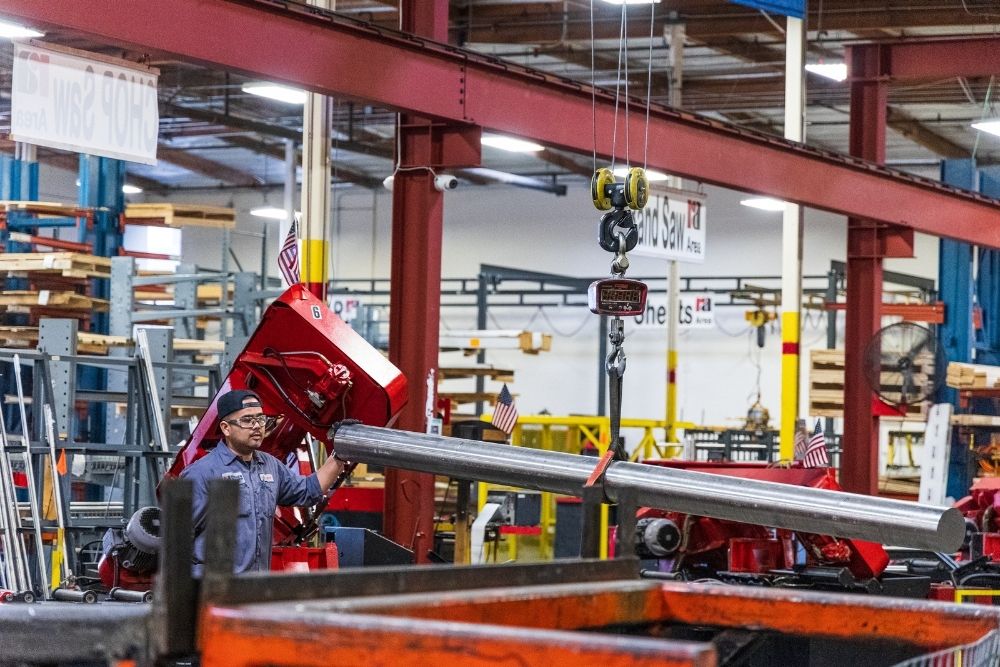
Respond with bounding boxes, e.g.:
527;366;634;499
802;420;830;468
491;384;518;434
793;424;807;461
278;216;300;287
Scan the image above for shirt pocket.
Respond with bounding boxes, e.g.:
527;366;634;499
237;481;253;518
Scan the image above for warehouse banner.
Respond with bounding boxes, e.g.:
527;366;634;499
630;187;706;264
633;293;715;330
11;42;159;165
728;0;804;19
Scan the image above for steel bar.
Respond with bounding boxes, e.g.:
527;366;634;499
332;425;966;552
0;405;30;594
12;355;49;597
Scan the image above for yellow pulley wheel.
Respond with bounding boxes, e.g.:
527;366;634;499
624;167;649;211
591;168;616;211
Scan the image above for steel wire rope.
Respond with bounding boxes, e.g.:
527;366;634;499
609;4;628;173
642;0;656;172
622;1;630;170
590;0;597;173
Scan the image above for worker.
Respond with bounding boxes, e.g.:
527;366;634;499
180;389;347;574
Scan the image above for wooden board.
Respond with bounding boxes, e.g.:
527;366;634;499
126;203;235;229
438;365;515;382
0;252;112;279
0;291;108;311
0;326;224;356
0;201;92;218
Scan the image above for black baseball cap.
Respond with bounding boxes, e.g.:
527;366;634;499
216;390;262;421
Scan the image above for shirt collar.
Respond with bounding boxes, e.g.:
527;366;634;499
214;441;257;466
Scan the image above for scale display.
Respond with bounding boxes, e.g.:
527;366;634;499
588;278;648;316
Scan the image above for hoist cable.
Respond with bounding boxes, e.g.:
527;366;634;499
622;2;630;170
642;2;656;171
590;0;597;173
610;6;626;173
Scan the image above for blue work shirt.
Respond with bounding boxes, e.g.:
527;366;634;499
180;442;324;574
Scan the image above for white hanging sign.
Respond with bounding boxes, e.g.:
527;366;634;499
630;186;707;263
632;293;715;330
328;296;361;322
11;42;159;165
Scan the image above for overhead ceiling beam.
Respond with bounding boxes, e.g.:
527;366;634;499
156;145;260;186
8;0;1000;246
886;106;970;159
449;1;996;43
0;139;170;193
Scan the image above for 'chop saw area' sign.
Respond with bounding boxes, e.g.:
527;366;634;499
11;42;159;165
630;187;707;264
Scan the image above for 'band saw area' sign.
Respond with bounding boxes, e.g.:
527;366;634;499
630;187;706;264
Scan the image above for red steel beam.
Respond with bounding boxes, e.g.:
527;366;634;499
882;36;1000;80
8;0;1000;245
842;44;888;496
384;0;455;564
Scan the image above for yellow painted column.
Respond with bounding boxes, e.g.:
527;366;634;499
779;310;800;460
301;237;329;296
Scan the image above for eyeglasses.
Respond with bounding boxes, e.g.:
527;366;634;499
225;414;274;429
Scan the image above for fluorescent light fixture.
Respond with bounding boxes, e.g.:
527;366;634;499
612;166;669;182
122;184;143;194
241;82;308;105
481;134;544;153
805;62;848;82
601;0;661;4
250;206;297;220
0;19;44;39
972;120;1000;138
740;197;786;212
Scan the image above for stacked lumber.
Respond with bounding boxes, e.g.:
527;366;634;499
946;361;1000;389
438;365;515;382
125;203;236;229
0;326;224;356
439;330;552;355
0;252;112;279
808;348;926;420
0;290;108;312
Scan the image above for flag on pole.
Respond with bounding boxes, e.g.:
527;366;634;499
278;215;300;287
793;424;807;461
491;384;519;434
802;420;830;468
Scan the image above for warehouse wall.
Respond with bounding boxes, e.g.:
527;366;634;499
140;179;940;434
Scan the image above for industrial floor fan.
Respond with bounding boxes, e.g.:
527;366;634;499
863;321;943;411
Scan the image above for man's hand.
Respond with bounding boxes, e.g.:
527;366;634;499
316;453;347;491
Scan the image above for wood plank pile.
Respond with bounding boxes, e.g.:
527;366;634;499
808;348;926;420
946;361;1000;389
0;252;111;279
438;365;515;382
125;203;236;229
0;326;224;356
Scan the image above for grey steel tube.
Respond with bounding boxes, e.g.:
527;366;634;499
332;425;965;552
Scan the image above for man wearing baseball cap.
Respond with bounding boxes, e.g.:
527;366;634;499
180;389;347;574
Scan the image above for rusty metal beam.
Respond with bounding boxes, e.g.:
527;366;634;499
8;0;1000;245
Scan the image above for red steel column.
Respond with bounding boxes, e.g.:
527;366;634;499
842;44;887;495
384;0;449;562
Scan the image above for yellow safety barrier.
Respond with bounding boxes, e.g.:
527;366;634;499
474;413;685;561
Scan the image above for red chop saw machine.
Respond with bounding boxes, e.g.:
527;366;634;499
97;285;407;588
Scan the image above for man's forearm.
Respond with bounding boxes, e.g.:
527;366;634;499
316;454;346;491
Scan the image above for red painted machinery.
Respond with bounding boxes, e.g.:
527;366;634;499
634;462;895;591
98;285;407;588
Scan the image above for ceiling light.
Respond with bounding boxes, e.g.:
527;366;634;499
250;206;297;220
612;166;669;182
122;184;143;195
241;82;308;105
0;19;44;39
481;134;544;153
600;0;661;5
805;63;848;82
740;197;786;212
972;120;1000;138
